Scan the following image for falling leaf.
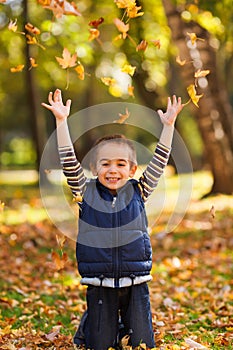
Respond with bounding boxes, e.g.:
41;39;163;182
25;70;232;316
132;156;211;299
136;39;148;52
194;69;210;78
25;22;41;35
127;5;144;18
56;48;77;69
0;200;5;212
114;0;136;9
75;63;85;80
114;18;129;39
101;77;116;86
128;85;134;97
73;194;83;202
187;32;205;45
8;19;18;32
121;64;136;76
26;34;45;50
114;108;130;124
187;84;203;107
44;169;52;174
29;57;38;70
151;39;161;49
88;28;100;42
56;234;66;249
88;17;104;28
10;65;25;73
176;55;186;66
41;0;81;18
51;251;68;271
210;205;215;219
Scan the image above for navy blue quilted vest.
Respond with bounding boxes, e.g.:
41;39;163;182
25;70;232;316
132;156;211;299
76;179;152;280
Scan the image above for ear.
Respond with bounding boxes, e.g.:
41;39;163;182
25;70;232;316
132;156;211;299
90;163;97;176
129;164;137;178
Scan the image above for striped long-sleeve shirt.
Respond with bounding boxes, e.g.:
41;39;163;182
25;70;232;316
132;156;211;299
59;142;171;202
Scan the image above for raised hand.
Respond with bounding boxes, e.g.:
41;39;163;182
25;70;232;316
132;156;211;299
157;95;183;127
41;89;71;121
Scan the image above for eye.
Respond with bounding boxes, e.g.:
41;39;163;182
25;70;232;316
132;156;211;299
118;162;126;167
102;162;109;167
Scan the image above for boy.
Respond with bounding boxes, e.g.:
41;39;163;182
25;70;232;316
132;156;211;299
42;89;183;349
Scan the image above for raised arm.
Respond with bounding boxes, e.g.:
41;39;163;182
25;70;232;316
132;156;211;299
139;95;183;201
42;89;87;197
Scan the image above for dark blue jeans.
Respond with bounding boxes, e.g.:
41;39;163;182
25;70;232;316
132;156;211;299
74;283;155;349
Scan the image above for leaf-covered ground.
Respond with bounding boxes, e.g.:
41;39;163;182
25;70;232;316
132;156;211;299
0;174;233;349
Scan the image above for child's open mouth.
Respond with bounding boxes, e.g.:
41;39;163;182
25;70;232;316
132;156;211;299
106;177;120;184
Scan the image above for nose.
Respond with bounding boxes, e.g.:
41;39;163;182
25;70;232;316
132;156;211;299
109;163;117;173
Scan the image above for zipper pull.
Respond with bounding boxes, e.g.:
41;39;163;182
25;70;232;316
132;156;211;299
112;197;117;208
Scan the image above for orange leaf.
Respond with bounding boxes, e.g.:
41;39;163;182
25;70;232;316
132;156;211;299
88;28;100;41
56;234;66;249
136;39;148;52
194;69;210;78
176;55;186;66
51;251;68;271
25;22;40;35
128;85;134;97
101;77;116;86
151;39;161;49
75;63;85;80
29;57;38;70
56;48;77;69
187;84;203;107
114;18;129;39
73;194;83;202
114;108;130;124
42;0;81;18
10;65;25;73
88;17;104;28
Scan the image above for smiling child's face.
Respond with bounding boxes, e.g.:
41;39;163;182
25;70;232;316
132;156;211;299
91;141;137;194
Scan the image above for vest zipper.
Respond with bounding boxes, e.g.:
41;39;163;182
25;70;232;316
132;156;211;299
112;196;117;208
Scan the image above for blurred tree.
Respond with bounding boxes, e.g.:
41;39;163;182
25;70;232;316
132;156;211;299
0;0;233;195
162;0;233;194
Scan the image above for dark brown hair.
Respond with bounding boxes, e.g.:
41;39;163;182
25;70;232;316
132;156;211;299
90;134;137;167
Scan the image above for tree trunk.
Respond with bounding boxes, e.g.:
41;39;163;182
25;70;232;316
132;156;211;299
162;0;233;195
23;0;47;183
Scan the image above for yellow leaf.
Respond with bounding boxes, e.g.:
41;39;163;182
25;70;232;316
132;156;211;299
88;28;100;41
56;47;77;69
194;69;210;78
114;0;136;9
8;19;18;32
75;63;85;80
187;84;203;107
101;77;116;86
127;5;144;18
10;64;25;73
73;194;83;202
176;55;186;66
0;200;5;212
29;57;38;69
187;32;205;45
121;64;136;76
